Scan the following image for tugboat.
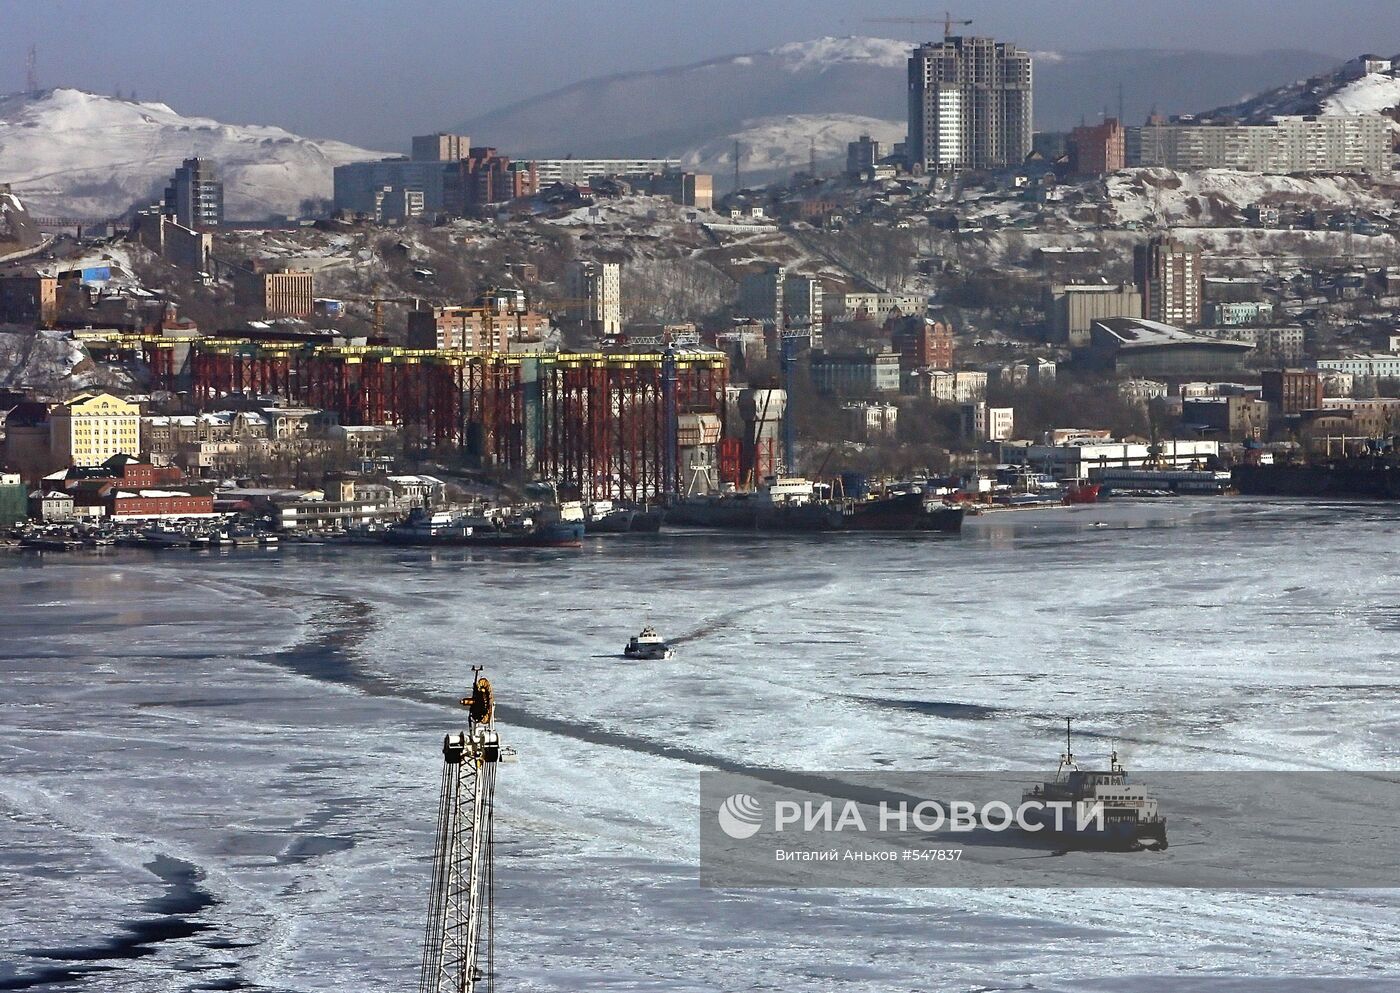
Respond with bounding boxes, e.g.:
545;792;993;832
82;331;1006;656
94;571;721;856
623;626;674;660
1020;720;1167;851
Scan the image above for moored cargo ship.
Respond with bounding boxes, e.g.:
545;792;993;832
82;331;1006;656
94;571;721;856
1232;458;1400;499
667;478;964;533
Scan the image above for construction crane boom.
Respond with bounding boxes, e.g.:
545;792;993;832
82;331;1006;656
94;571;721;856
865;11;973;38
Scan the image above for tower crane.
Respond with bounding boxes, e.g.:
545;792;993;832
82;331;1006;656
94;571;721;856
418;668;513;993
865;11;973;38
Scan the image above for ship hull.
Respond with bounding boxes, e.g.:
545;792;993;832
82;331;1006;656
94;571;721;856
381;521;583;548
668;492;965;533
1021;811;1168;851
1232;462;1400;499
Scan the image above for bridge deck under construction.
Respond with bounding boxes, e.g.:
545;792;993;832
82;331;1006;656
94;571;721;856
83;334;729;500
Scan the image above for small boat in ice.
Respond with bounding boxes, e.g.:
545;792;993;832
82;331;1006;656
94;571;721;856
1020;720;1167;850
623;626;674;660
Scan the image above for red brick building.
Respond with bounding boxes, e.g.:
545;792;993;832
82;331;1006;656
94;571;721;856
448;148;538;212
1262;369;1323;414
889;316;955;372
1068;118;1125;176
108;488;215;518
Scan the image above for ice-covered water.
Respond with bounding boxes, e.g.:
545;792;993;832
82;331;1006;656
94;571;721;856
1;499;1398;992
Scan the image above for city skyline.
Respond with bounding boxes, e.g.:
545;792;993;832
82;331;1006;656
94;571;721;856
3;0;1399;149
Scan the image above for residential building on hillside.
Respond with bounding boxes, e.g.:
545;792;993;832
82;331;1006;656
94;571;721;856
1134;236;1202;327
782;274;823;343
889;316;954;372
163;158;223;229
1068;118;1125;175
1262;369;1323;413
531;159;681;185
1317;354;1400;379
446;148;538;211
565;261;622;336
234;269;314;319
846;135;883;178
738;265;785;329
50;393;141;468
810;347;901;395
962;401;1015;441
907;36;1033;172
840;292;927;320
334;159;450;214
1128;115;1390;175
411;133;469;162
406;305;552;351
0;274;58;325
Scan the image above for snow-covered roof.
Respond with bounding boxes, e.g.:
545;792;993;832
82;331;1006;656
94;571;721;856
1092;317;1255;350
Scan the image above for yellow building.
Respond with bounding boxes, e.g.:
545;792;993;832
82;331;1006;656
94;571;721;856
50;393;141;467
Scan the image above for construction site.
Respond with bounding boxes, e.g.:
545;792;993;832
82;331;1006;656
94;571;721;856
78;330;743;500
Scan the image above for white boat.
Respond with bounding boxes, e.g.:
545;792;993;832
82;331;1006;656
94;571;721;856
624;626;674;660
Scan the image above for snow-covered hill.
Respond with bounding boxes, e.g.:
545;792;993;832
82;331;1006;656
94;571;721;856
1205;53;1400;123
0;88;387;221
458;36;1337;170
682;113;904;178
1106;167;1395;226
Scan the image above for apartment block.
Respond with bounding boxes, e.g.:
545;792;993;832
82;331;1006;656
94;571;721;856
1134;237;1202;327
565;261;622;335
907;36;1033;172
1129;115;1390;175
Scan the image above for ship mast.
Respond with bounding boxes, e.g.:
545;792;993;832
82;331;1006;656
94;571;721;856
419;668;507;993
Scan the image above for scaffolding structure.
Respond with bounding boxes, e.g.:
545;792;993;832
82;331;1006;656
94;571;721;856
89;333;729;498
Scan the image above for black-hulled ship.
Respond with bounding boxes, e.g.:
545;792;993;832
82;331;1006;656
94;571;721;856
1020;721;1167;851
1233;456;1400;499
667;477;964;533
380;505;584;548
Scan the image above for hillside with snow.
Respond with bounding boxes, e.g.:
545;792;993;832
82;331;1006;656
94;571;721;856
683;114;904;179
457;36;1336;175
1106;167;1395;226
1205;53;1400;124
0;88;387;221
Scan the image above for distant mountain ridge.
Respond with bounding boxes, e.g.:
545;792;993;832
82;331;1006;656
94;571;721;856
457;37;1341;183
0;88;387;221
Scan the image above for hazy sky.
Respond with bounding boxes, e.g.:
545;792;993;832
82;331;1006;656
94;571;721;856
3;0;1398;150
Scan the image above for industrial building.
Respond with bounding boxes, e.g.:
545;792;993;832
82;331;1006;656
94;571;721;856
907;36;1033;172
1012;438;1220;480
1045;282;1142;346
1087;317;1254;375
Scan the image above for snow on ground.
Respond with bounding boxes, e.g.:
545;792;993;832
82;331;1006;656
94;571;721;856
1106;167;1395;226
1321;72;1400;116
0;329;102;389
683;113;903;177
0;88;387;220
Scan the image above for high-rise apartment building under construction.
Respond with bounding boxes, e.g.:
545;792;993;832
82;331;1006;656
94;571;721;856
907;36;1033;173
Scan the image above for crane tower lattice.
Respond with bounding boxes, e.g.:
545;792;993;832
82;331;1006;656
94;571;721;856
418;669;504;993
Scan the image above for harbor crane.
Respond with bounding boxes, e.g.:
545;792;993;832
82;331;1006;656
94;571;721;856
418;668;511;993
865;11;973;38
